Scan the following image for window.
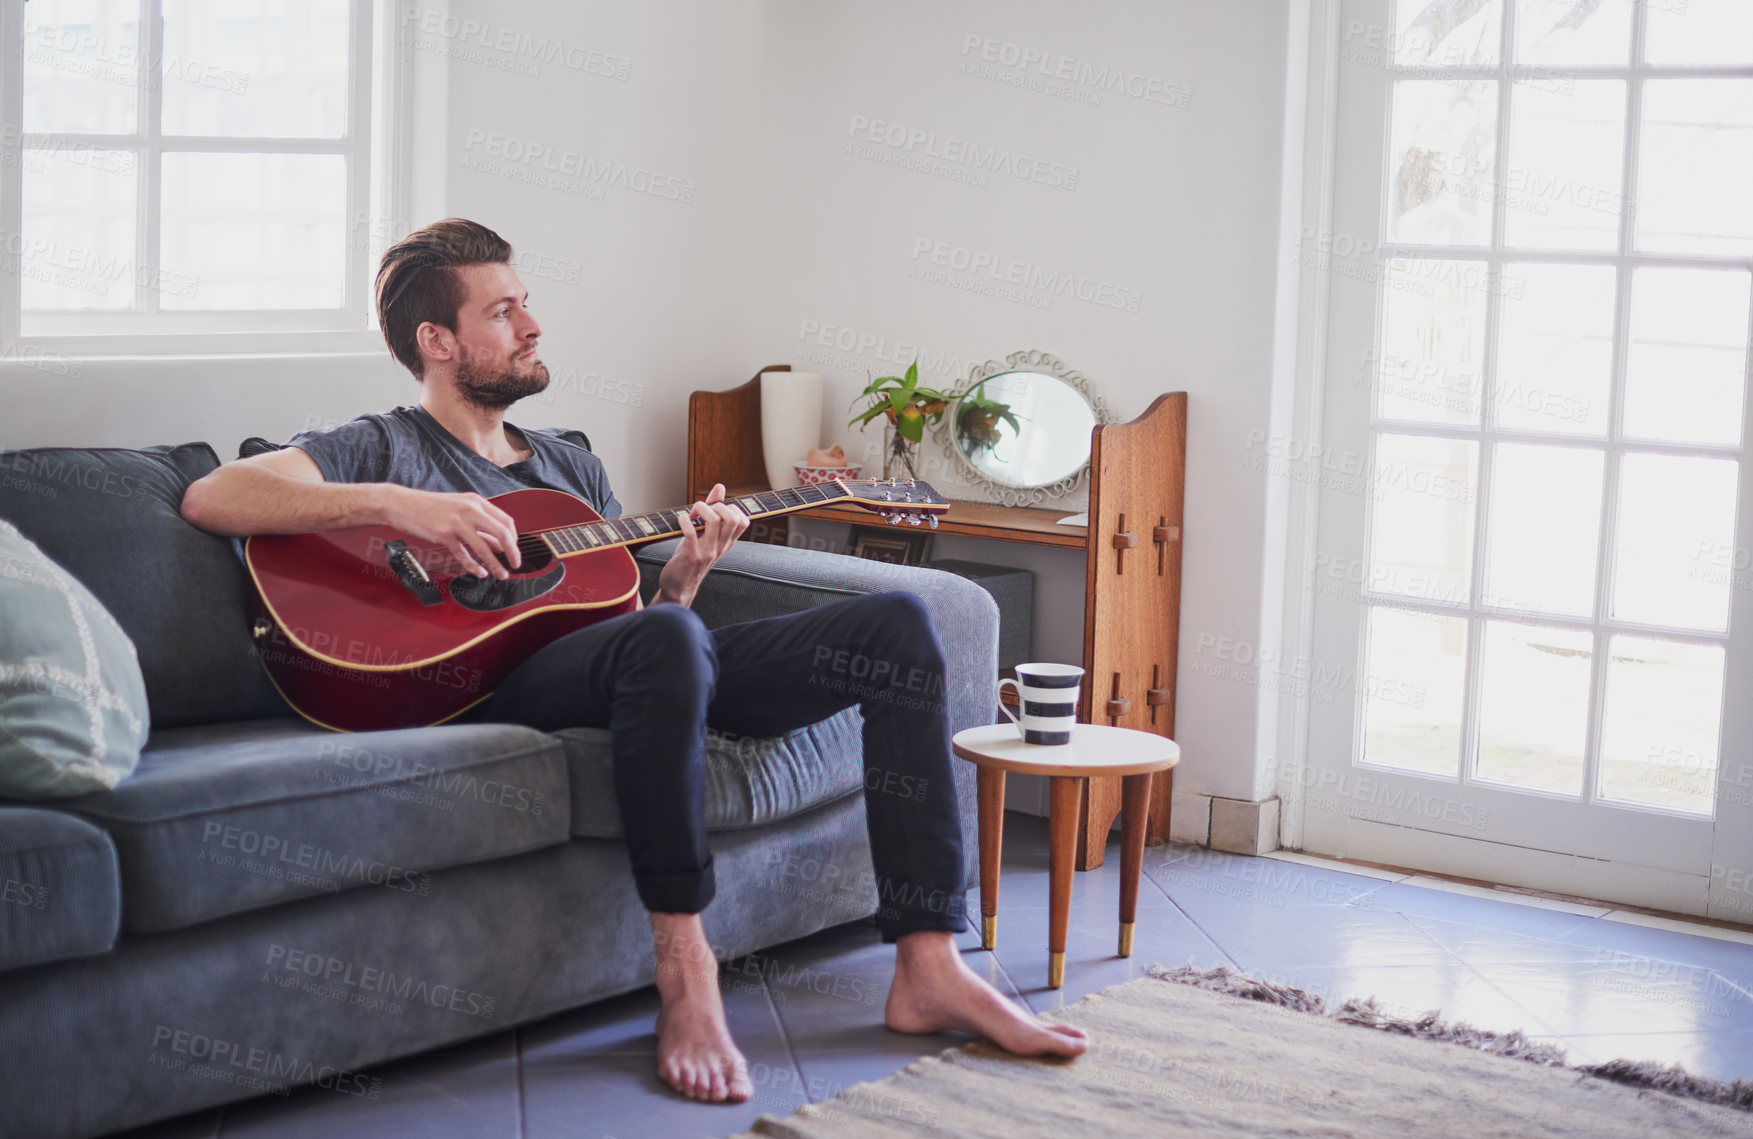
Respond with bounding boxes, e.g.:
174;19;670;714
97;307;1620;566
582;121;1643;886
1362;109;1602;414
1;0;400;348
1299;0;1753;894
1355;0;1751;814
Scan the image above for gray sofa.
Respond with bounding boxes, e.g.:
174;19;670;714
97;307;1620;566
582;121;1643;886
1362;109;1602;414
0;439;996;1139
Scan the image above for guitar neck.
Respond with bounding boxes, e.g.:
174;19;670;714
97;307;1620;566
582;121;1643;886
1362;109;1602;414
534;483;850;555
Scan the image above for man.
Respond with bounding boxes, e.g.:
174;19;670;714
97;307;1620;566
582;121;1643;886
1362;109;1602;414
179;218;1087;1104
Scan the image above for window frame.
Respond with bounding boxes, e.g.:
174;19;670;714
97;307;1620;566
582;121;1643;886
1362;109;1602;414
0;0;409;356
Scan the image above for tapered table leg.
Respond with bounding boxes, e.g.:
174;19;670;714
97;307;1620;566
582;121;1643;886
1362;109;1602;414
1118;772;1152;957
1046;776;1084;989
977;766;1005;950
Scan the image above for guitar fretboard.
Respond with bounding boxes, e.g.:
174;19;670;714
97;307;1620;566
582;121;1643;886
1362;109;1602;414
536;482;849;554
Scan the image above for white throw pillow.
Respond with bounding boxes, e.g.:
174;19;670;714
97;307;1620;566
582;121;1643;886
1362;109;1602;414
0;518;148;797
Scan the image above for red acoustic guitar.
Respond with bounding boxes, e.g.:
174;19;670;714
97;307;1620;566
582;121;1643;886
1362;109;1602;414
243;478;949;732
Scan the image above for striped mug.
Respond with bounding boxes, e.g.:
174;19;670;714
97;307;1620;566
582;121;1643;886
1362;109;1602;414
997;663;1085;745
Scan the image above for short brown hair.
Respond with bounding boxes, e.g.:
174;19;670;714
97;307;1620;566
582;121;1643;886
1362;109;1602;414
375;218;512;377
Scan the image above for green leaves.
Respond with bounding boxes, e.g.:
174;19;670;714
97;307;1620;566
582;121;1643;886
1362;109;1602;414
844;357;950;437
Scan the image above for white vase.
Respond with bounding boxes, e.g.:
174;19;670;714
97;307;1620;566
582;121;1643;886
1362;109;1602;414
760;370;823;490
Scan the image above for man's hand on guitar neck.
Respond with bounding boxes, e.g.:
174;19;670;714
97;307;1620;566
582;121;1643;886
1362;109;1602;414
647;483;748;609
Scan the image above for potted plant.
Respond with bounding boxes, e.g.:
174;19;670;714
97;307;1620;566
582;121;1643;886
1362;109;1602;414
846;361;949;481
953;379;1024;460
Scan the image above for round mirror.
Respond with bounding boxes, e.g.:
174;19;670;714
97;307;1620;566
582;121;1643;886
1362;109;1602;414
950;370;1097;489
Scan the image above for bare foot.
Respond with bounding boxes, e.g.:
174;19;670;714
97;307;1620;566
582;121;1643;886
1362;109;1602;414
884;932;1089;1057
650;913;753;1103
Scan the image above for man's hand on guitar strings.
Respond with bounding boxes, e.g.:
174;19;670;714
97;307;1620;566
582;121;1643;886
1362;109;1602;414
381;485;522;581
655;483;748;608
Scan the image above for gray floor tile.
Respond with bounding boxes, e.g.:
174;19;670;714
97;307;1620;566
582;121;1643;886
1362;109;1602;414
1258;962;1556;1036
1464;957;1753;1038
520;974;802;1139
217;1032;519;1139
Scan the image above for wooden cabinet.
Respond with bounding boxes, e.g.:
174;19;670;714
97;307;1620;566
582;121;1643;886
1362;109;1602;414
688;366;1187;869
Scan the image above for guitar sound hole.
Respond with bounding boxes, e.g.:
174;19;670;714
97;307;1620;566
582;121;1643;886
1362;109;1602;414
511;544;553;574
448;559;564;612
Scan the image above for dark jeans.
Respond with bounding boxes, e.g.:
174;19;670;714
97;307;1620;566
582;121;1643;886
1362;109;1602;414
460;589;966;942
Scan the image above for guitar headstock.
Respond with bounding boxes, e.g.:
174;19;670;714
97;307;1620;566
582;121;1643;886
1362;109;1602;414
834;477;949;529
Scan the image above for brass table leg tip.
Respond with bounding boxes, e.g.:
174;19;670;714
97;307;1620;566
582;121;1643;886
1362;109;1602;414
981;915;997;951
1118;922;1134;957
1047;951;1065;989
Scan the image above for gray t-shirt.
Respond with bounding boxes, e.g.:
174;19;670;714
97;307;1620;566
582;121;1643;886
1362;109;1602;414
283;404;622;518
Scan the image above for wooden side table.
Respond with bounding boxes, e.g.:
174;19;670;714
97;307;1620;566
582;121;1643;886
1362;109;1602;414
952;723;1180;989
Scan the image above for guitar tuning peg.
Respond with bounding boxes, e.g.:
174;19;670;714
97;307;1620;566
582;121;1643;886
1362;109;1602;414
886;513;902;526
906;514;922;527
928;516;938;530
906;478;916;487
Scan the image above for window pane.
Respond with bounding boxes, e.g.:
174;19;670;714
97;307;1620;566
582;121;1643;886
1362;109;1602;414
1612;453;1738;632
1389;80;1499;246
1645;0;1753;66
1396;0;1502;65
1370;434;1479;603
1374;259;1488;425
1494;263;1614;435
21;147;137;311
22;0;140;133
1598;637;1723;815
1514;0;1631;66
161;0;351;138
1361;607;1468;777
160;153;347;309
1483;444;1603;616
1623;269;1751;448
1637;80;1753;256
1503;81;1626;252
1474;622;1591;795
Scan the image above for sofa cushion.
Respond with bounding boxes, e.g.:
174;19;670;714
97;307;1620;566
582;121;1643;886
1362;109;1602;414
557;706;865;838
0;807;121;969
59;718;571;932
0;442;290;728
0;519;149;797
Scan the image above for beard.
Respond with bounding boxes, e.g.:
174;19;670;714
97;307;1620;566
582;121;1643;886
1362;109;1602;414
454;352;550;410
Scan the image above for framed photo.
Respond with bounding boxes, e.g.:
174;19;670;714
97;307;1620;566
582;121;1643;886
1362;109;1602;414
847;524;934;566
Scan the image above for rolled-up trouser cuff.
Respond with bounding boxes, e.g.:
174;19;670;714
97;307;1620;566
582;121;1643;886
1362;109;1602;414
876;886;969;943
635;855;716;915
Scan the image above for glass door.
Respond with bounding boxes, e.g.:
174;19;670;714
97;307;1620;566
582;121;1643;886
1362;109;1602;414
1302;0;1753;914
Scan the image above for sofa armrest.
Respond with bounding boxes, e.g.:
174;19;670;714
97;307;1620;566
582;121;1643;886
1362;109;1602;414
635;538;998;891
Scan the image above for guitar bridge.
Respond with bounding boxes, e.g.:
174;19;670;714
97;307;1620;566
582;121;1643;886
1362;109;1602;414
385;540;443;606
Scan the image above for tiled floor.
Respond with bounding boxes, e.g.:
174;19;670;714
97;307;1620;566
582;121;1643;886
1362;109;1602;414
117;812;1753;1138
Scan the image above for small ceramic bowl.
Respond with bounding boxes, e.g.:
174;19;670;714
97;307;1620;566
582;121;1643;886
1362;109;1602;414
793;463;861;485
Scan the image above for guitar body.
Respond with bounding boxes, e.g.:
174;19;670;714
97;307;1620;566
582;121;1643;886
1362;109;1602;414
244;488;639;732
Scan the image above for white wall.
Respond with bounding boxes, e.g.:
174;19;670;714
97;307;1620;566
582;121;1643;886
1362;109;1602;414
748;0;1301;804
2;0;1306;809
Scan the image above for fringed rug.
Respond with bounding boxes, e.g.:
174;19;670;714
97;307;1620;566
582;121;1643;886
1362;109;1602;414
728;964;1753;1138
